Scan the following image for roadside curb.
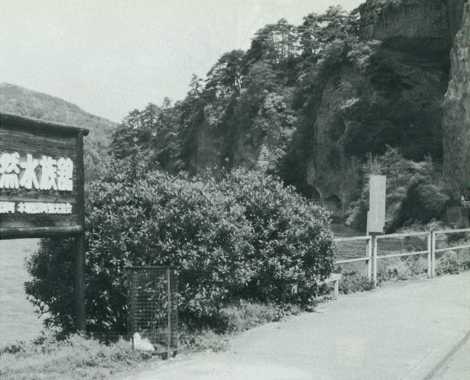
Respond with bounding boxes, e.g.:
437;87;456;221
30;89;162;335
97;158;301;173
401;330;470;380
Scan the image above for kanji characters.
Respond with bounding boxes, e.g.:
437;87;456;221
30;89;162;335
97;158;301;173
0;152;74;192
19;154;40;190
16;202;72;214
0;152;21;189
57;157;74;191
0;201;15;213
39;155;58;190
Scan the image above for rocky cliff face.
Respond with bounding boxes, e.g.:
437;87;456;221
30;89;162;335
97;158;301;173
183;0;468;221
360;0;450;51
301;0;457;215
448;0;467;39
443;1;470;198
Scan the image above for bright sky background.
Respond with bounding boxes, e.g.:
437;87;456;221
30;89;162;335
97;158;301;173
1;0;363;122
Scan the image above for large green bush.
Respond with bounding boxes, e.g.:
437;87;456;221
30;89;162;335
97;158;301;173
220;169;334;304
25;164;333;337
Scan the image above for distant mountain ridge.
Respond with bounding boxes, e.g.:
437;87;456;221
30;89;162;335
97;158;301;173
0;83;117;179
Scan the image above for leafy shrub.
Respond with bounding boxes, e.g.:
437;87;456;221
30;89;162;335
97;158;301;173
398;183;449;228
436;251;460;276
26;165;334;338
376;255;429;283
338;272;374;294
219;169;334;305
378;259;414;281
178;328;229;353
219;300;300;333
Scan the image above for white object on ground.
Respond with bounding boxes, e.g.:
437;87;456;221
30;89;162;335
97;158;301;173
133;332;155;352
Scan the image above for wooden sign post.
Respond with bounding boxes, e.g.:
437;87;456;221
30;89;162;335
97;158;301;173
0;112;89;330
367;174;386;288
367;175;386;234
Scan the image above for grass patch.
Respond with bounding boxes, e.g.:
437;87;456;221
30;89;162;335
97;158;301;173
220;301;301;333
178;301;302;353
0;333;152;380
339;272;374;294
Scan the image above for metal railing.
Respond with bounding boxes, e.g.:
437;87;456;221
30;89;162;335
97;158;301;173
334;228;470;287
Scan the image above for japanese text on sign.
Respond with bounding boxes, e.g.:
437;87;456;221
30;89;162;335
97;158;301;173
0;201;72;215
0;152;73;192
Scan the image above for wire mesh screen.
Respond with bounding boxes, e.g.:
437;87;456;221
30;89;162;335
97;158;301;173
127;266;177;357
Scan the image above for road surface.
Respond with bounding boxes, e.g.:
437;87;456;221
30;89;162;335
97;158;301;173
121;272;470;380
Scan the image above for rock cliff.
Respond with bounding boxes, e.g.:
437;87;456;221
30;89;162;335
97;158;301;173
443;1;470;198
299;0;459;215
295;0;469;215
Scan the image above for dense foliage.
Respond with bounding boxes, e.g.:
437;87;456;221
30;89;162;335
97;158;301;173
346;147;449;232
110;7;372;181
26;164;334;336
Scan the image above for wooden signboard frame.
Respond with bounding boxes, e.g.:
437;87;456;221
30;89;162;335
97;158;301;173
0;112;89;330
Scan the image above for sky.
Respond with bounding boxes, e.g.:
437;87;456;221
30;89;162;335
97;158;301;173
1;0;363;122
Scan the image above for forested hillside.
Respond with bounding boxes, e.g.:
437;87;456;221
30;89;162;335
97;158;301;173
112;0;469;231
0;83;117;180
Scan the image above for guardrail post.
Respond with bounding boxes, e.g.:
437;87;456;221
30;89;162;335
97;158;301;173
370;233;378;288
427;232;432;279
431;230;436;278
367;236;372;281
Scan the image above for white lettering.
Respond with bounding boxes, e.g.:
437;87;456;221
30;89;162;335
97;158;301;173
16;202;73;214
0;152;74;192
39;156;58;190
57;157;74;191
0;201;15;213
19;154;40;190
0;152;20;189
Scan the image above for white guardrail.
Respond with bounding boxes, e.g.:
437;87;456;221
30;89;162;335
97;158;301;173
333;228;470;287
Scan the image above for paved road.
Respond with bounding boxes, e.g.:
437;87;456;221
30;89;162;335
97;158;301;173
431;331;470;379
122;272;470;380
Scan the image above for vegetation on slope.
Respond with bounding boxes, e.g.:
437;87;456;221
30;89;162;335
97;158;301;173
111;1;455;226
0;82;116;180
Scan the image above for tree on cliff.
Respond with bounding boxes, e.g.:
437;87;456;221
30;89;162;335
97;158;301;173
111;100;184;173
110;2;451;225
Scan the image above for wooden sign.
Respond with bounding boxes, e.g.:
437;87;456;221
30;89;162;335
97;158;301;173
0;112;89;239
367;175;386;234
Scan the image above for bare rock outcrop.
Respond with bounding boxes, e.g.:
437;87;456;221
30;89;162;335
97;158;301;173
443;1;470;198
